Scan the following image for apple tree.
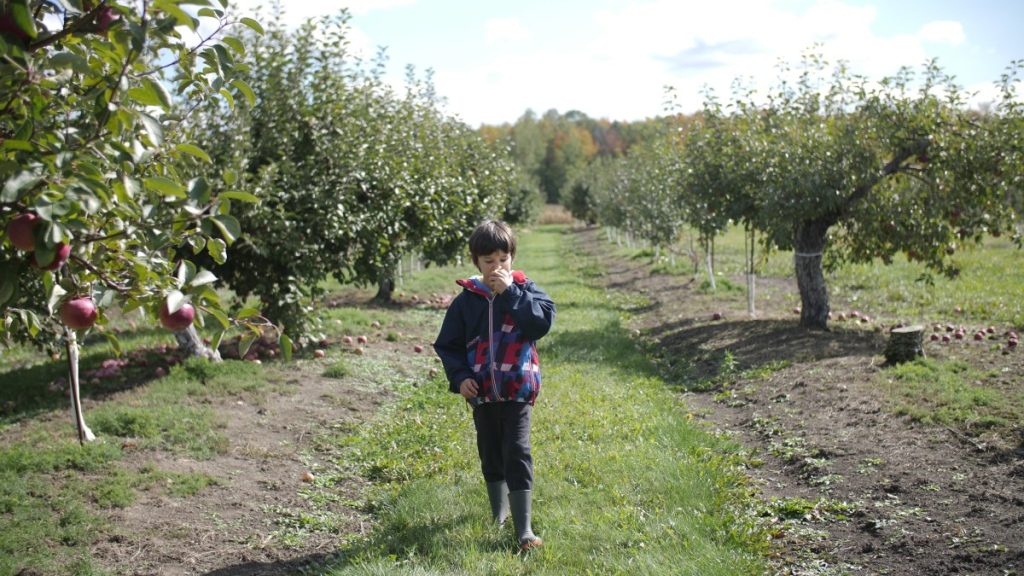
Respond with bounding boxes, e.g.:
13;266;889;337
190;10;510;338
1;0;268;440
705;53;1022;329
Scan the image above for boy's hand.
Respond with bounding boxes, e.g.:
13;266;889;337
487;269;512;294
459;378;479;399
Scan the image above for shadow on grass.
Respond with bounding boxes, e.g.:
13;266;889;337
201;515;481;576
650;317;884;386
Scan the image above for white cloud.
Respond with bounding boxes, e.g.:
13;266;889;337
484;17;529;45
918;20;965;46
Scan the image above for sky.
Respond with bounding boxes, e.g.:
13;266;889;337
231;0;1024;127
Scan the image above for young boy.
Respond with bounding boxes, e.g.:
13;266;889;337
433;219;555;551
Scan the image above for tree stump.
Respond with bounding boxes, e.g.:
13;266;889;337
884;325;925;364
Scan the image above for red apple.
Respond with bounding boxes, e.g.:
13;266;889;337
342;335;353;345
354;347;364;355
413;344;424;353
1008;338;1018;348
313;349;326;358
711;311;723;321
159;301;195;331
60;296;98;330
356;335;367;344
929;333;940;341
973;332;984;341
5;213;39;251
941;334;951;343
94;6;119;32
32;242;71;270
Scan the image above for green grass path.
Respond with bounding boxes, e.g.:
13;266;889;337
327;225;768;575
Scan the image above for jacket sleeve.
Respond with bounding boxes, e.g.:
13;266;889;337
433;294;474;395
498;279;555;340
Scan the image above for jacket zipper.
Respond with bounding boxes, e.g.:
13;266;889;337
487;295;496;401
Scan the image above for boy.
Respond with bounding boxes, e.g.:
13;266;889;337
433;219;555;551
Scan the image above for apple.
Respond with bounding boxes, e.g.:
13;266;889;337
301;470;315;483
159;301;195;331
342;335;353;345
1008;338;1018;348
941;334;951;343
929;333;940;341
850;310;860;319
429;367;438;377
0;13;30;43
94;5;119;32
711;312;723;321
356;335;367;344
413;345;424;353
837;312;846;321
313;349;326;358
5;213;39;251
973;332;984;341
60;296;98;330
32;242;71;270
155;367;167;377
354;347;364;355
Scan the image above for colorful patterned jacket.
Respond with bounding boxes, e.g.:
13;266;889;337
433;270;555;406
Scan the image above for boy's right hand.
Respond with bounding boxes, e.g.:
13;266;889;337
459;378;478;399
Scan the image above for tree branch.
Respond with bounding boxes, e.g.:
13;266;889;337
70;254;130;295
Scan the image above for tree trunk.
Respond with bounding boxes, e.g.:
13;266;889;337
375;258;398;303
794;219;832;330
175;325;222;360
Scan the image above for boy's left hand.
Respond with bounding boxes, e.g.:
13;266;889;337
487;269;512;294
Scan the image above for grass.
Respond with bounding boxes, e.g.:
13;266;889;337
619;225;1024;326
0;357;270;575
318;225;769;575
882;357;1024;429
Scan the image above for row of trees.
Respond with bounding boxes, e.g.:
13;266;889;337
187;7;520;338
569;53;1023;329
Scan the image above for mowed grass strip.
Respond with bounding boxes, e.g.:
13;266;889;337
326;225;768;576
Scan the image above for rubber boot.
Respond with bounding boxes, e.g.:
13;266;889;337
509;489;542;550
486;481;509;525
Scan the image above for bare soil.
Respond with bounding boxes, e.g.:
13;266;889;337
574;226;1024;576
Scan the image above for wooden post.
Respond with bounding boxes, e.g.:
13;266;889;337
884;325;925;364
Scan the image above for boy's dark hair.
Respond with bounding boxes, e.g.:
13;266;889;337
468;219;516;263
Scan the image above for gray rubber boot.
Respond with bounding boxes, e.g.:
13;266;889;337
486;481;509;525
509;489;542;550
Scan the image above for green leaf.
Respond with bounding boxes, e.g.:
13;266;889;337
210;214;241;245
2;170;43;203
46;284;68;316
221;36;244;55
209;328;226;352
231;78;256;107
165;290;186;314
50;52;90;74
236;306;261;320
207;238;227;264
0;275;15;307
239;17;264;35
190;270;218;287
9;1;37;39
138;111;164;146
144;176;186;198
154;0;196;30
175;261;189;289
238;333;256;359
176;143;211;163
205;308;228;334
219;190;259;203
128;78;172;109
1;140;32;151
104;332;123;356
279;333;293;362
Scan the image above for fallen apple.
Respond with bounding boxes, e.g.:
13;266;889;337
301;470;315;483
60;296;98;330
711;312;723;321
343;335;353;345
5;212;39;251
159;301;195;331
413;345;424;353
313;349;326;358
356;335;368;344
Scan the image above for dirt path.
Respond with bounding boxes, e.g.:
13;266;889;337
574;226;1024;576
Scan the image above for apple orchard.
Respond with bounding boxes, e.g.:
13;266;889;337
3;1;1024;443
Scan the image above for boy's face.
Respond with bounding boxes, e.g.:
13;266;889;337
475;250;513;275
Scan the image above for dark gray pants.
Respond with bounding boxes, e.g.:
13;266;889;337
472;401;533;492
